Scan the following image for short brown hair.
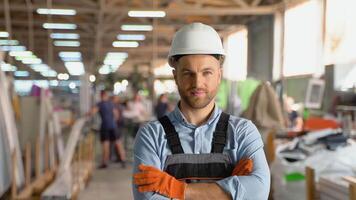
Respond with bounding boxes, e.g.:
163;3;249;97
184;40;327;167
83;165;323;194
169;54;225;68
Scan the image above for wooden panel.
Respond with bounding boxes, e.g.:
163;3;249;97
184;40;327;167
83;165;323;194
305;166;316;200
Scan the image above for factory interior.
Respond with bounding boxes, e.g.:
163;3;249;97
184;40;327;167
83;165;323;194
1;0;356;199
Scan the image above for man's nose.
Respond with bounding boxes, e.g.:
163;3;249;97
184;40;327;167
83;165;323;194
192;73;204;88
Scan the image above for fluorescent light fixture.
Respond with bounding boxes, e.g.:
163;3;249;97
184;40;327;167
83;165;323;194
104;60;125;66
106;52;128;58
121;25;153;31
58;73;69;80
59;51;81;58
89;75;96;82
98;65;111;75
0;40;19;45
41;70;57;77
0;31;9;37
43;23;77;29
49;80;59;86
9;51;33;57
69;82;76;89
0;46;26;51
1;63;17;72
64;62;85;76
15;55;37;61
122;79;128;86
117;34;145;41
30;64;50;72
22;58;42;64
50;33;80;39
61;57;82;62
113;41;139;48
14;71;30;77
54;40;80;47
128;10;166;18
37;8;76;15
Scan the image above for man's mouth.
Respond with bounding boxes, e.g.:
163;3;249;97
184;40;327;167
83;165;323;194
191;90;206;97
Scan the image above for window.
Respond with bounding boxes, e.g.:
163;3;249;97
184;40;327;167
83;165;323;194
223;28;248;81
283;1;322;77
324;0;356;65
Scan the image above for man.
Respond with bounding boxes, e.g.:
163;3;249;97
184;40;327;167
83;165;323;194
132;23;270;199
112;95;127;166
90;90;126;168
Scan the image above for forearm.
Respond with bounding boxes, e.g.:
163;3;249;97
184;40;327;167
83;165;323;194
185;183;231;200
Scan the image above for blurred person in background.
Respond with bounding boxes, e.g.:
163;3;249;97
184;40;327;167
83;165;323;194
89;90;126;169
112;95;127;167
284;96;303;132
123;92;149;137
155;93;169;119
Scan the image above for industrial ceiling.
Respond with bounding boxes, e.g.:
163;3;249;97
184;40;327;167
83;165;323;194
0;0;306;79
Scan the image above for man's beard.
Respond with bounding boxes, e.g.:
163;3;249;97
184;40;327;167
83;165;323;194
177;85;217;109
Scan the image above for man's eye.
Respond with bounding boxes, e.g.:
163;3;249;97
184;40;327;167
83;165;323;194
203;71;212;76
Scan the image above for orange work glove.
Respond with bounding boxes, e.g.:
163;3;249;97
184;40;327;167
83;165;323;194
232;158;253;176
134;164;187;199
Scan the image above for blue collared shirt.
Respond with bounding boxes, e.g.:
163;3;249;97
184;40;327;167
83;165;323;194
132;105;270;200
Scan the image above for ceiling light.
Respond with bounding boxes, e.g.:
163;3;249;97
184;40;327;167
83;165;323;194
41;70;57;77
49;80;59;87
0;40;19;45
50;33;80;39
37;8;76;15
99;65;111;75
106;52;128;58
30;64;50;72
89;75;96;82
61;57;82;62
9;51;33;57
59;51;81;58
64;62;85;76
0;31;9;37
69;82;76;89
104;60;125;66
22;58;42;64
128;10;166;18
54;40;80;47
121;25;153;31
113;41;139;48
0;46;26;51
43;23;77;30
117;34;145;41
14;71;30;77
15;55;37;61
1;63;17;71
57;73;69;80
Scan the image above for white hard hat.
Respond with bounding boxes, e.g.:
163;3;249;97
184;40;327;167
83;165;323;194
168;23;225;60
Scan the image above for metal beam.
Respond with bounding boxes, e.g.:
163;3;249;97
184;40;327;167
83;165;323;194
251;0;263;6
232;0;249;8
0;4;277;15
91;0;105;72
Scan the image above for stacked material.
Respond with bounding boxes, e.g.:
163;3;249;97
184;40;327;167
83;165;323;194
319;175;349;200
0;53;25;196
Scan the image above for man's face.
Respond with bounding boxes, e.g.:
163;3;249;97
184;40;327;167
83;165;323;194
173;55;222;109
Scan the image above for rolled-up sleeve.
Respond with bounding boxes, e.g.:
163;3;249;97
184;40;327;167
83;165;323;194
132;124;170;200
216;121;270;200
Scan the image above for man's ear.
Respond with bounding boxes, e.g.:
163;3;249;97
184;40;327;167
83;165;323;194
218;67;222;84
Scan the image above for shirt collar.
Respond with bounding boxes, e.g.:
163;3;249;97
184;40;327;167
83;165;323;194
171;102;221;128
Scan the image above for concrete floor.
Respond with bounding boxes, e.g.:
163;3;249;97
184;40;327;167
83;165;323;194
78;163;133;200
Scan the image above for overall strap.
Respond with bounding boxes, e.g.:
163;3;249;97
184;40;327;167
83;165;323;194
159;116;184;154
211;112;230;153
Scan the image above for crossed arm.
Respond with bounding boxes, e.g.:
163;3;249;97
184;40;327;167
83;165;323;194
132;123;270;200
185;183;231;200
